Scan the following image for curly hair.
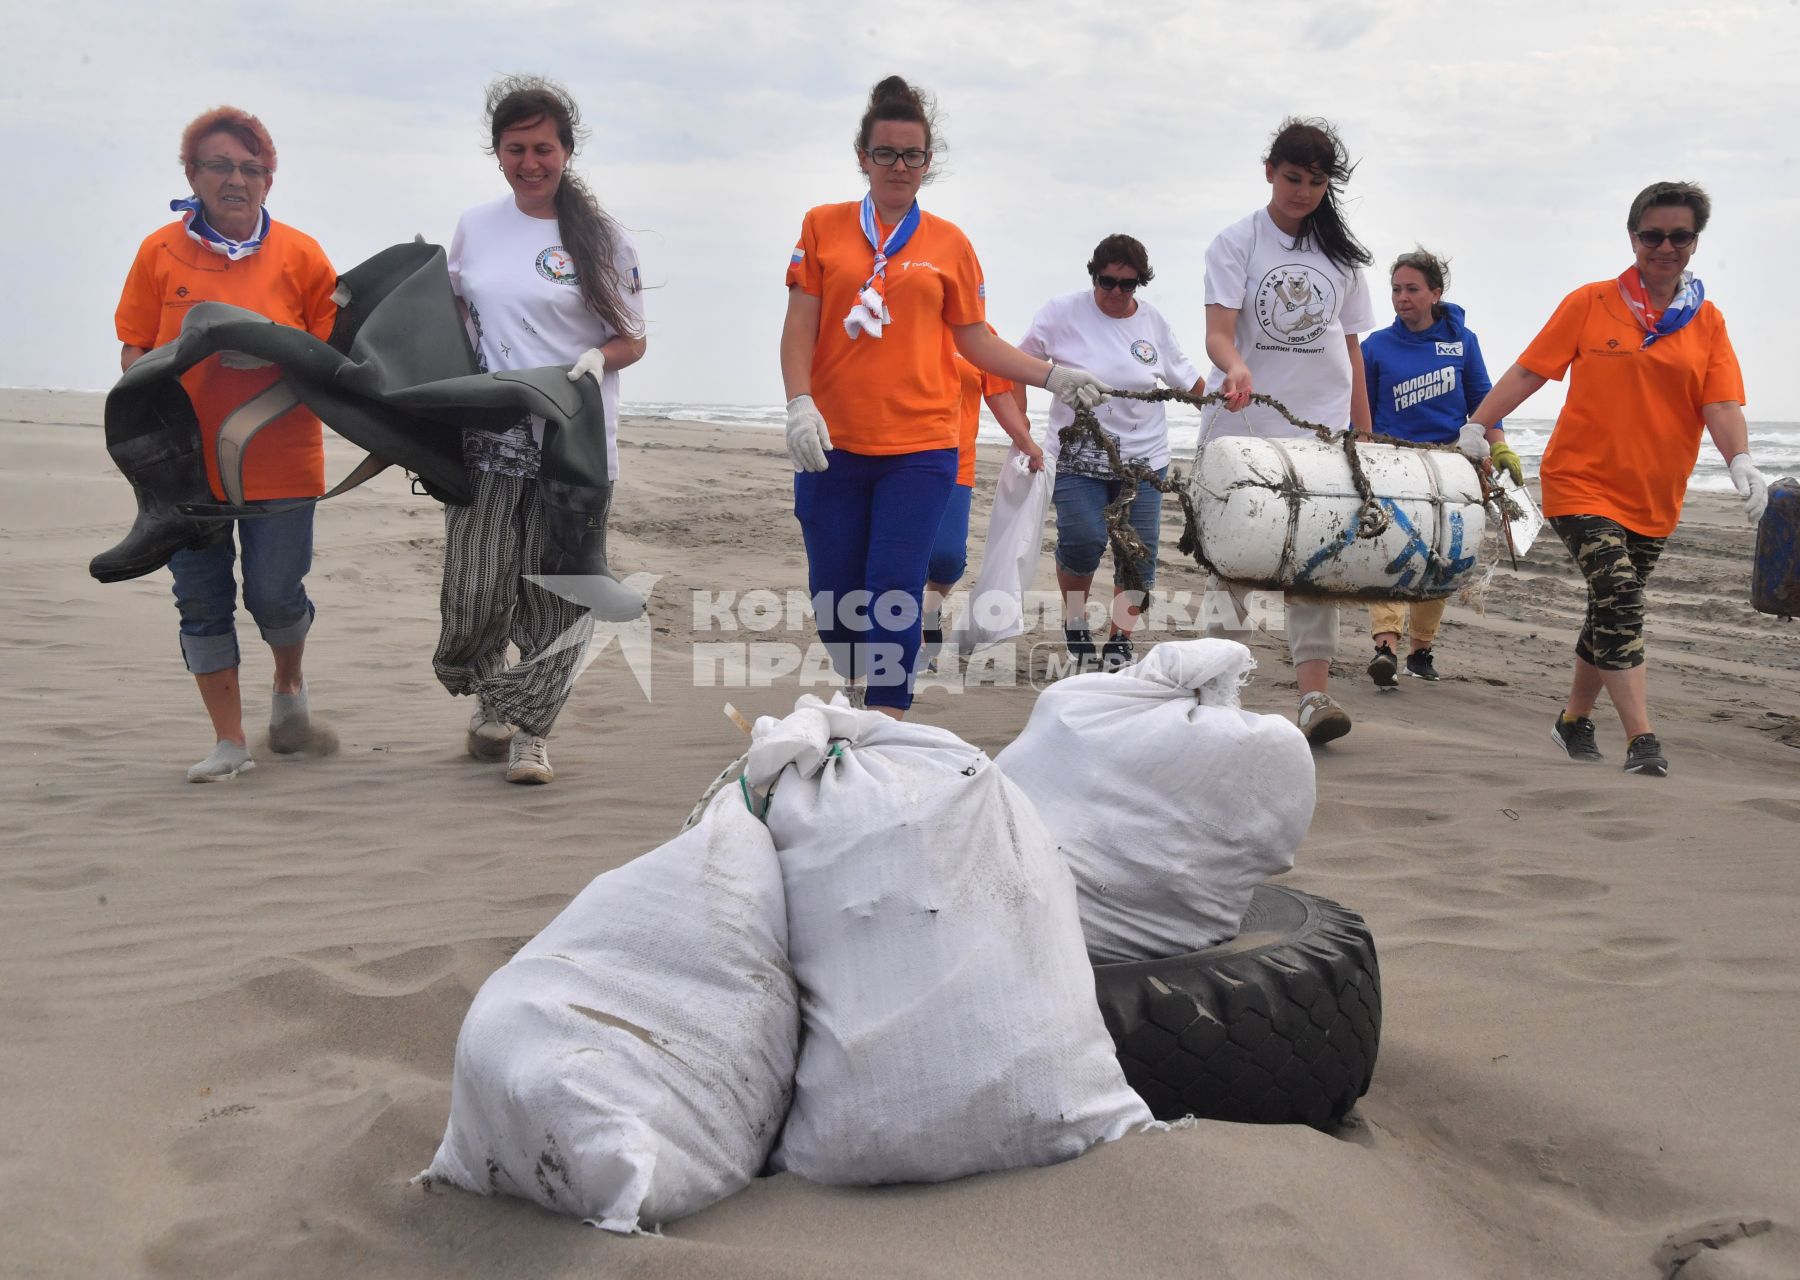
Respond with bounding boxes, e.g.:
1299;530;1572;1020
1086;234;1154;284
485;75;641;339
180;106;276;176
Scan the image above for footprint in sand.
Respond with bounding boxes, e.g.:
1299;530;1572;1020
1500;873;1610;901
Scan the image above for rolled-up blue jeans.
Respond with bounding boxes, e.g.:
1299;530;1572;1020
167;506;316;675
1052;466;1168;592
794;447;956;710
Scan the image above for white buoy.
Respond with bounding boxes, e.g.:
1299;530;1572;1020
1187;435;1486;600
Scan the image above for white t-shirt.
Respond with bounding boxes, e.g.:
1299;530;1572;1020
448;194;644;480
1201;207;1374;441
1017;291;1200;477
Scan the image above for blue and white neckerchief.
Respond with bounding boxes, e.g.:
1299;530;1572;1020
1617;267;1703;349
843;193;921;340
170;196;270;261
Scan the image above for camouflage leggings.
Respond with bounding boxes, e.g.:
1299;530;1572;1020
1549;514;1666;670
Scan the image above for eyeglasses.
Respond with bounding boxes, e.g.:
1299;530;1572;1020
1633;228;1697;249
1095;274;1141;292
864;146;930;170
197;158;272;182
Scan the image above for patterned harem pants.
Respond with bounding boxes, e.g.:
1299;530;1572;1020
433;470;600;737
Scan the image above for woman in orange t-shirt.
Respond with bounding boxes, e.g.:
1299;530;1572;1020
779;75;1106;717
1465;181;1770;779
114;106;337;782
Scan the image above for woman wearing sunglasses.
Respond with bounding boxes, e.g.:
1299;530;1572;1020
1463;181;1769;778
1358;247;1510;688
114;106;338;781
1199;117;1377;746
781;75;1107;717
1015;234;1203;671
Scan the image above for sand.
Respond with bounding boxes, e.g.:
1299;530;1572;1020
3;389;1797;1278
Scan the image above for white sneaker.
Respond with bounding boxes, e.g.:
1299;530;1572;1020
506;734;554;785
187;740;255;783
467;704;515;760
1297;692;1352;746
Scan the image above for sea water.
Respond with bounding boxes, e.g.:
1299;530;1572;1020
623;400;1800;494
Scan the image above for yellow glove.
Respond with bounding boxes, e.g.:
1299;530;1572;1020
1490;440;1524;486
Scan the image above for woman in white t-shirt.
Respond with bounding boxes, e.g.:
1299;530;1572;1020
1017;234;1203;671
1201;117;1375;745
433;76;646;785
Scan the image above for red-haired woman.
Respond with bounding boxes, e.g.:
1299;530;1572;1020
433;76;647;785
115;106;338;782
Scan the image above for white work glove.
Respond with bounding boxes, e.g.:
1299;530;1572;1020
1457;421;1490;460
567;348;605;386
217;351;272;371
785;395;832;472
1045;361;1109;410
1728;453;1769;525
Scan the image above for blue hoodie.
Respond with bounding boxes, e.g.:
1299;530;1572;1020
1361;302;1500;444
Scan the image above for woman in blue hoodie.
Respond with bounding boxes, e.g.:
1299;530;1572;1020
1361;249;1517;685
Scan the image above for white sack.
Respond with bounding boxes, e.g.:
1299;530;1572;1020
996;639;1315;963
422;787;798;1233
747;695;1149;1186
947;448;1055;654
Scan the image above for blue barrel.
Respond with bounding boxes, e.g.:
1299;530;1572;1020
1752;477;1800;619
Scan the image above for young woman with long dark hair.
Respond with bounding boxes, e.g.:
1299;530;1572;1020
1199;117;1376;745
433;75;647;784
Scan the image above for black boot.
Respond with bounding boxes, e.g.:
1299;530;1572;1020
89;411;228;583
534;477;644;621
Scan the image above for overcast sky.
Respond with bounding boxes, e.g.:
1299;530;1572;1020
6;0;1797;418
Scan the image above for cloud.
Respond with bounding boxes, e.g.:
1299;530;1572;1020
3;0;1796;418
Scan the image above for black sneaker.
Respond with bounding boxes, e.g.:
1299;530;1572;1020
1101;631;1134;672
1549;713;1604;762
1623;733;1669;777
1063;623;1097;672
1367;642;1399;690
1405;647;1441;681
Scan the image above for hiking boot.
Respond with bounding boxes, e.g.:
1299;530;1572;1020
1549;713;1604;762
507;734;554;785
1367;642;1399;690
468;704;515;760
187;740;255;783
1623;733;1669;778
1405;647;1441;681
1063;623;1097;672
1100;631;1134;672
1297;692;1352;746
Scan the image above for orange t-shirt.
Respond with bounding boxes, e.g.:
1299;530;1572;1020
1518;281;1744;537
115;220;338;501
785;201;986;455
952;350;1014;487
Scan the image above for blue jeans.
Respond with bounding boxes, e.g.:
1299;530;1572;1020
794;448;957;710
168;507;316;675
927;483;975;585
1053;467;1167;591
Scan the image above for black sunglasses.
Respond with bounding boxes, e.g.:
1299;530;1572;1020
1095;274;1141;292
1634;228;1698;249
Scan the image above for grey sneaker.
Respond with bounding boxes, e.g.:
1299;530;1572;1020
1297;692;1352;746
1623;733;1668;777
269;682;310;754
187;740;255;783
1550;713;1604;762
467;704;515;760
506;734;554;785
